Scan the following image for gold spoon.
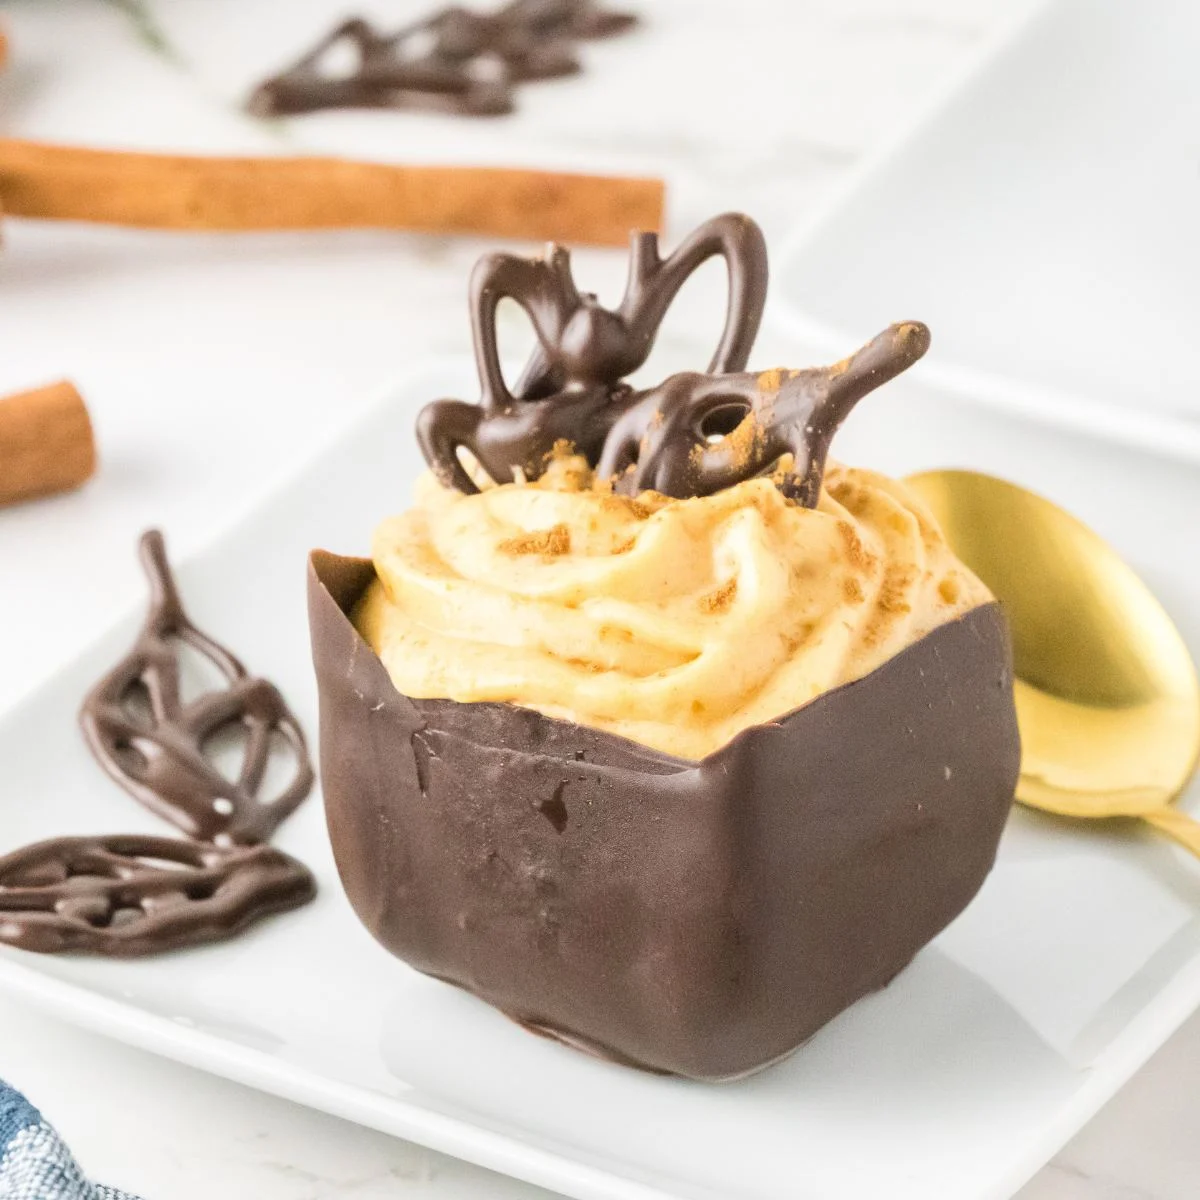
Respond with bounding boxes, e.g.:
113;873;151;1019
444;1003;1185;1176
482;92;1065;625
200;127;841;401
906;469;1200;856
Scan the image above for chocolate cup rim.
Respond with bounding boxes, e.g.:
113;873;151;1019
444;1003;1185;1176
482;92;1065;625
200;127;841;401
307;546;999;765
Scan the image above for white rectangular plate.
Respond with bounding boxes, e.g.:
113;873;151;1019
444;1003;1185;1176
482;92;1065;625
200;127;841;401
771;0;1200;467
3;361;1200;1200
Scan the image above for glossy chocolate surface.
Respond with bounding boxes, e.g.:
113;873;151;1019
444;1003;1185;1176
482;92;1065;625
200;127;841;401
599;321;931;502
308;551;1020;1080
248;1;638;119
0;835;315;957
415;212;932;506
80;530;314;845
0;530;319;959
417;212;768;492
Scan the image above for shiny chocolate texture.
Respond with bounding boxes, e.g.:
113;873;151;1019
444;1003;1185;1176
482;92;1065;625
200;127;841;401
600;321;931;503
415;212;932;505
248;1;638;119
0;835;315;957
417;212;768;493
0;531;318;959
308;552;1020;1080
80;530;315;845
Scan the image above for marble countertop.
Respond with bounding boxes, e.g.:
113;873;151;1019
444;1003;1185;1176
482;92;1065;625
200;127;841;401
0;0;1197;1196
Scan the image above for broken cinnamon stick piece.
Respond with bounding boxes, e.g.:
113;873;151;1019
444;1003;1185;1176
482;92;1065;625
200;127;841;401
0;381;97;506
0;139;664;246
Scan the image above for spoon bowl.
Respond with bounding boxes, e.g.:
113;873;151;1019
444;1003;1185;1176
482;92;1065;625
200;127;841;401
906;469;1200;853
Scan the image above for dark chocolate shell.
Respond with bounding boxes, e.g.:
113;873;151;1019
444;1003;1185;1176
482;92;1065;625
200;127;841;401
307;551;1019;1080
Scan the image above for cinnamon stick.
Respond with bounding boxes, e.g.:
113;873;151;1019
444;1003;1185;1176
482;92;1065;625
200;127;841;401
0;381;97;506
0;139;665;246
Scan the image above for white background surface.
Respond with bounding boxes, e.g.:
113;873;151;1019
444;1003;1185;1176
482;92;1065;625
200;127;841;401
1;0;1198;1196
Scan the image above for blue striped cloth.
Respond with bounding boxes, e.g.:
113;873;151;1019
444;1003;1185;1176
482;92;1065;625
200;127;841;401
0;1080;140;1199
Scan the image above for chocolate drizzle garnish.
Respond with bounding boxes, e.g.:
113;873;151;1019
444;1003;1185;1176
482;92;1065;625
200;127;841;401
80;531;314;845
248;0;637;119
0;531;319;957
416;212;769;492
0;835;315;957
415;210;932;505
598;322;932;503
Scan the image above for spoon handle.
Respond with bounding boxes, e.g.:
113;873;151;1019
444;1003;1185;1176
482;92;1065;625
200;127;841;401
1143;808;1200;858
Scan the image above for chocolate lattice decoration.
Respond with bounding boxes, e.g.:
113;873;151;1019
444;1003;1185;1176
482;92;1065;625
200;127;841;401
0;835;315;957
416;212;769;492
248;0;638;119
416;211;932;504
598;322;932;503
80;531;315;845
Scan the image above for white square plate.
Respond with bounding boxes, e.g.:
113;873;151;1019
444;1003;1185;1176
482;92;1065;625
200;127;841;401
771;0;1200;466
3;361;1200;1200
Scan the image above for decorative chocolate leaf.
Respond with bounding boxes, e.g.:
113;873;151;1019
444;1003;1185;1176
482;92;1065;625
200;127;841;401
416;212;769;491
597;322;932;505
79;530;314;845
248;18;513;119
248;0;637;119
0;835;315;956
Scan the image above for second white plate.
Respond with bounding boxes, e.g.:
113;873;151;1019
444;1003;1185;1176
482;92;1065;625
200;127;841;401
771;0;1200;467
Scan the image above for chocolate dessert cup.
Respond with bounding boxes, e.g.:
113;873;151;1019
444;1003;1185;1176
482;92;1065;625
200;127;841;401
309;550;1019;1080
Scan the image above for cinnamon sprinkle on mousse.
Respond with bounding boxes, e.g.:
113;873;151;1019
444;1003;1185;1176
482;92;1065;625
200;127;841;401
699;579;738;614
499;523;572;556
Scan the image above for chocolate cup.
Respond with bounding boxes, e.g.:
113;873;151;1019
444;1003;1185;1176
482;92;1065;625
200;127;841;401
308;551;1019;1080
